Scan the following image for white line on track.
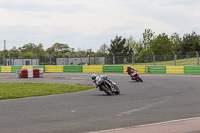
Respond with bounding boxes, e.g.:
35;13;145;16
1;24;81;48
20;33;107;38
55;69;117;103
88;116;200;133
117;96;172;116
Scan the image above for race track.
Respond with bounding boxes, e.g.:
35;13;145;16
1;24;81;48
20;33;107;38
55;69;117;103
0;73;200;133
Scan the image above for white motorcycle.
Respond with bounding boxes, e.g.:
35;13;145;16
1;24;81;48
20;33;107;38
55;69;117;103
93;75;120;95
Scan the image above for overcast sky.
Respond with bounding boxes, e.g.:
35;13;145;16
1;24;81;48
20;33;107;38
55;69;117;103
0;0;199;52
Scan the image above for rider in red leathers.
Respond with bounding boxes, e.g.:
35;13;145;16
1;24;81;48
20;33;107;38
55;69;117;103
126;65;136;80
126;65;143;82
126;65;135;75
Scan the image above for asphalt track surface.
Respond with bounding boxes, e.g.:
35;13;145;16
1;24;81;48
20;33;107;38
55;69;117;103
0;73;200;133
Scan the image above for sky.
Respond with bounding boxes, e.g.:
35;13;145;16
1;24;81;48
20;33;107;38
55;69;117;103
0;0;200;52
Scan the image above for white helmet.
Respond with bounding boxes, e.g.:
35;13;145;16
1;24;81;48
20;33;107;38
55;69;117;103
91;73;97;80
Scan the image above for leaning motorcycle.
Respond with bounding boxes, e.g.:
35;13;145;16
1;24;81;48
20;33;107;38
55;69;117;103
129;70;143;82
93;75;120;95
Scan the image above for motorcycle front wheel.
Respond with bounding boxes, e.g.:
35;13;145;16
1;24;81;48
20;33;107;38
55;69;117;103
138;77;143;82
114;85;120;94
101;85;112;95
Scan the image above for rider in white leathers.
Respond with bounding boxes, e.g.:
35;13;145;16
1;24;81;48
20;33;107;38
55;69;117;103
91;73;116;91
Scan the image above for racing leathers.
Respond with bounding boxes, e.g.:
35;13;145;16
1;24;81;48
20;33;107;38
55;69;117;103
92;75;116;91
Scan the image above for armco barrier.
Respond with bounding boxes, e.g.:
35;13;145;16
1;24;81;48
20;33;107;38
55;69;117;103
45;65;63;72
11;66;22;72
184;66;200;74
103;66;123;73
124;66;146;73
1;66;11;72
147;66;166;74
166;66;184;74
64;66;83;73
83;66;103;73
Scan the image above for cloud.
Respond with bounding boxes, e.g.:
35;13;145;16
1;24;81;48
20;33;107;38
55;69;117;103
0;0;199;51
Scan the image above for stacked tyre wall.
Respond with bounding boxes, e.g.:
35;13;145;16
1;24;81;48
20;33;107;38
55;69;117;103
0;65;200;74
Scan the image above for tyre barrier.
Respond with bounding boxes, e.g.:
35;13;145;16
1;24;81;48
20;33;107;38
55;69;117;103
1;65;200;74
17;69;44;78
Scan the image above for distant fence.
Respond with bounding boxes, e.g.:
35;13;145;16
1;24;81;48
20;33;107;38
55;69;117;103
1;52;199;66
0;65;200;74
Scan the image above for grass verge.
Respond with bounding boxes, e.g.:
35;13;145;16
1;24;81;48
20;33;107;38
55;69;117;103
114;57;199;66
0;82;94;100
134;57;198;66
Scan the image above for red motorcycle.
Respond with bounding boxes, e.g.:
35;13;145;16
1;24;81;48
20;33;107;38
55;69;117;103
129;70;143;82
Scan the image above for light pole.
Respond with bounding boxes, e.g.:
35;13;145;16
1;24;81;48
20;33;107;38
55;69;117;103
7;55;9;66
49;52;52;65
195;51;199;66
79;54;82;65
131;52;134;65
88;55;90;65
172;51;176;66
152;52;155;66
95;53;97;65
87;49;92;65
112;53;115;65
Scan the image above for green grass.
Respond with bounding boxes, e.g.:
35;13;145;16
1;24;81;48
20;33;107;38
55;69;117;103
116;57;199;66
0;82;94;100
135;58;198;66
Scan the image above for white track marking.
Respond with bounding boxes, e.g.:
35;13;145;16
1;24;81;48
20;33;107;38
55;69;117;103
117;96;172;116
89;116;200;133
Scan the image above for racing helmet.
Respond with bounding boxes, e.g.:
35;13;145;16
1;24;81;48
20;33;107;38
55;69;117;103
127;65;131;69
91;73;97;80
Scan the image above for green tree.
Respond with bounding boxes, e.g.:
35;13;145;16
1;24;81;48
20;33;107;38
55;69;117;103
181;31;200;56
136;49;153;63
32;43;45;57
108;35;127;55
9;46;19;58
19;43;45;58
50;43;70;57
142;29;155;50
150;33;172;55
1;49;9;64
22;52;34;58
170;33;182;55
52;43;70;53
46;47;54;59
97;43;109;56
77;48;87;57
19;43;36;53
125;36;142;56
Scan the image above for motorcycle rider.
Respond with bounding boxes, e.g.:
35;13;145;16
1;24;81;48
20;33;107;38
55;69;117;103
91;73;116;91
126;65;135;75
126;65;136;80
91;73;98;88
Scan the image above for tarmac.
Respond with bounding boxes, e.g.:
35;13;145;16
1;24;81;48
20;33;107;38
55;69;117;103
94;117;200;133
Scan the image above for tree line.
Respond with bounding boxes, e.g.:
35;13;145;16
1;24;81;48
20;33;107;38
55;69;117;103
1;29;200;64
